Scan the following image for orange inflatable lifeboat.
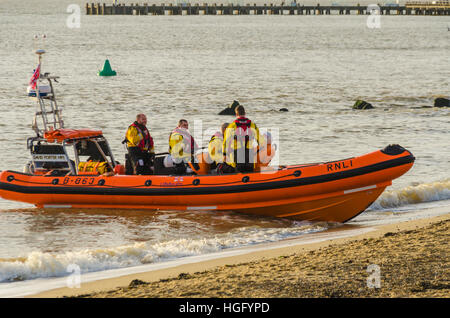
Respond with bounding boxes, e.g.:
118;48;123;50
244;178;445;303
1;51;415;222
0;129;414;223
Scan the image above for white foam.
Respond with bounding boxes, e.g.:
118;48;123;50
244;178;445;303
370;179;450;210
0;226;373;298
0;223;327;284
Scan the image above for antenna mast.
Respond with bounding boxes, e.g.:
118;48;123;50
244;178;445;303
29;35;64;137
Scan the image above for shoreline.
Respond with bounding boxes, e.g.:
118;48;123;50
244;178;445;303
30;211;450;298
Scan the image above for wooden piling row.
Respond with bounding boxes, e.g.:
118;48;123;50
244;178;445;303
85;2;450;16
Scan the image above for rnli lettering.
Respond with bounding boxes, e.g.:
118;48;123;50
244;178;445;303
327;160;353;172
63;177;95;185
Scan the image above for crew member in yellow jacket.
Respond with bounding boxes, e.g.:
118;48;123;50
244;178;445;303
124;113;155;175
168;119;199;174
221;105;260;174
207;123;229;169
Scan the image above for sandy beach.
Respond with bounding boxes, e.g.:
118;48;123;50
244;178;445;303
31;213;449;298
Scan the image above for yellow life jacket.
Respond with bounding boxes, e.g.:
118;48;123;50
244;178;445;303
223;117;260;167
208;132;223;164
125;122;155;153
168;128;198;162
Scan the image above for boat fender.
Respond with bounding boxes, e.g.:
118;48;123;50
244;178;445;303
52;179;59;185
193;179;200;186
98;179;105;186
145;180;152;186
7;175;14;182
381;144;405;156
242;176;250;183
293;170;302;177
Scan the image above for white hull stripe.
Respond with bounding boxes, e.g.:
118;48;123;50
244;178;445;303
187;206;217;210
344;185;377;194
43;205;72;208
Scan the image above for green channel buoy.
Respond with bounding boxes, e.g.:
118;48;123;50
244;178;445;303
98;59;116;76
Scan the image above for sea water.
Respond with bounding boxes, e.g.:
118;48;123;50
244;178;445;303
0;0;449;292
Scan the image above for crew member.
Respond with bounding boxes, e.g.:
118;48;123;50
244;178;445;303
220;105;260;174
168;119;199;174
254;131;276;171
124;113;155;175
208;123;229;169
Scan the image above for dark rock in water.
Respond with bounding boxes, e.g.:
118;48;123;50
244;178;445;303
434;98;450;107
219;100;240;115
279;108;289;112
353;100;374;110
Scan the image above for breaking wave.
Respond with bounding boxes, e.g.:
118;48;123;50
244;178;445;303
370;179;450;210
0;222;328;283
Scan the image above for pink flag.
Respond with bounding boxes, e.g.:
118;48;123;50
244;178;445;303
29;64;40;89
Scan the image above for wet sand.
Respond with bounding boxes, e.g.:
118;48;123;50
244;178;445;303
33;213;449;298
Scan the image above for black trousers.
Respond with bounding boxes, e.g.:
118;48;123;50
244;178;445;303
234;147;254;173
236;163;254;173
127;147;153;175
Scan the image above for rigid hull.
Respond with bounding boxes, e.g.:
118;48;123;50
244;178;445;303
0;147;415;223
